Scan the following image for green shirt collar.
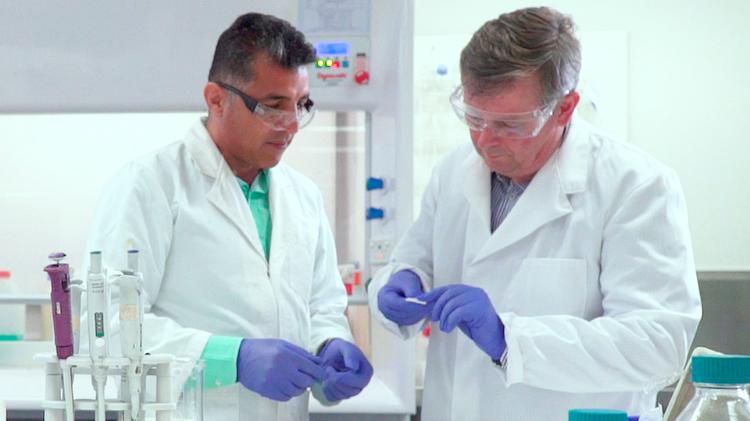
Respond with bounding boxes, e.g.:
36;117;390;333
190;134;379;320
237;170;269;200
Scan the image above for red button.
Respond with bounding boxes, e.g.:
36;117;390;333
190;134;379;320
354;70;369;85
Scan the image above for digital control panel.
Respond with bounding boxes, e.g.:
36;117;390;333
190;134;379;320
309;37;370;87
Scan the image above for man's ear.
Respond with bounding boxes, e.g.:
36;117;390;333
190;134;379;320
204;82;226;117
556;91;580;125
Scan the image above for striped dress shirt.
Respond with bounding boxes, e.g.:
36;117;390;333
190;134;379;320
490;172;528;232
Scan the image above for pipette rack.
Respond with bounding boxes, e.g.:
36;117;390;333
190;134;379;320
35;353;175;421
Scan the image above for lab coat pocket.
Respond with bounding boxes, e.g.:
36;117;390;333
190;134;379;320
506;258;587;316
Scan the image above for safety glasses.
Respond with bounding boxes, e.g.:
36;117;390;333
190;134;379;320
216;81;316;131
449;86;558;138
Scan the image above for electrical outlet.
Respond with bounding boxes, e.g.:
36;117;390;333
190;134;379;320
369;239;392;264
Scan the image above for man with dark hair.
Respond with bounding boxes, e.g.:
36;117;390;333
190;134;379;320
81;12;372;420
370;6;700;420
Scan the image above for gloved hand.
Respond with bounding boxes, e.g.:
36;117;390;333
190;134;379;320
377;269;430;326
419;284;506;360
237;338;326;401
317;338;373;402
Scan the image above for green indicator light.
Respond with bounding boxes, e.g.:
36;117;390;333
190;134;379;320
326;59;333;67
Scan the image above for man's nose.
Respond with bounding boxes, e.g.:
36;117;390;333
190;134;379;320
475;127;502;147
283;120;299;135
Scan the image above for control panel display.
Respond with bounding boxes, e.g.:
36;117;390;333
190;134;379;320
315;41;350;56
309;37;370;87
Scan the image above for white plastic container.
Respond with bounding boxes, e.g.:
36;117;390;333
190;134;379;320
0;271;25;341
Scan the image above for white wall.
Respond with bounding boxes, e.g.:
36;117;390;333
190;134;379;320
0;111;363;294
0;113;202;292
413;0;750;271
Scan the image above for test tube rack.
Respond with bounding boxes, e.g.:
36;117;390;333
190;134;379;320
35;353;175;421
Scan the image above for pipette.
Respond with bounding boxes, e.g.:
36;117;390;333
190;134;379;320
44;252;76;420
112;250;145;421
87;251;109;421
44;252;74;359
69;278;84;354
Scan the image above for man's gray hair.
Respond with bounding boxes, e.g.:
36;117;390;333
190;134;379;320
460;7;581;104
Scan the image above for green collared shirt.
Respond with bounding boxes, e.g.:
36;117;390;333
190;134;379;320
237;170;272;259
199;170;272;389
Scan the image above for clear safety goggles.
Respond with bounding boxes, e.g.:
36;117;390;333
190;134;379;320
216;81;316;131
449;86;558;138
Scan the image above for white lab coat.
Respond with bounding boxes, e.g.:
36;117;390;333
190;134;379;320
80;119;353;421
369;115;702;420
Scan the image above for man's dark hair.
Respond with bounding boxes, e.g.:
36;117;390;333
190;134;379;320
208;13;315;83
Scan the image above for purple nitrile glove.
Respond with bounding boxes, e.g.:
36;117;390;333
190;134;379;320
377;269;431;326
317;338;373;402
237;338;326;401
419;284;506;360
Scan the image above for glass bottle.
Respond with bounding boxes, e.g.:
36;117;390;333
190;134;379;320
674;355;750;421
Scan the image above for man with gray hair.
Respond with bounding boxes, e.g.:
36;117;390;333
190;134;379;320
369;7;701;420
82;12;372;420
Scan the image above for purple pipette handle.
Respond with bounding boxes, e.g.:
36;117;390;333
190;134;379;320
44;261;74;359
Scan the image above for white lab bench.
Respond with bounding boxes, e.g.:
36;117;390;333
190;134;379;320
0;342;412;421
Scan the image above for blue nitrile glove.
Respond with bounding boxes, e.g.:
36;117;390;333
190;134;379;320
317;338;374;401
419;284;506;360
377;269;431;326
237;338;326;401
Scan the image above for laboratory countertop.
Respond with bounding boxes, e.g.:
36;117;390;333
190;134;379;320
0;293;371;307
0;366;409;415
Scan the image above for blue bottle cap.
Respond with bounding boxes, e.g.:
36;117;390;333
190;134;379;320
569;409;628;421
692;355;750;384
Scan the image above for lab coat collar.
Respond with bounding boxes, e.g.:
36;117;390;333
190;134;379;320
462;113;591;263
460;148;492;239
186;117;225;178
184;118;266;259
555;114;591;195
266;166;296;271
